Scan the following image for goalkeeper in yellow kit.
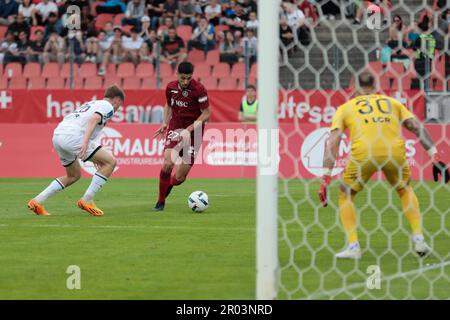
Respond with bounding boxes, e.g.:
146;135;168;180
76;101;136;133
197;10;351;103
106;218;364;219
319;72;449;259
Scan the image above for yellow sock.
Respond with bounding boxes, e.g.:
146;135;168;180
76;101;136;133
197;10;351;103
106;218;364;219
338;190;358;244
398;187;422;236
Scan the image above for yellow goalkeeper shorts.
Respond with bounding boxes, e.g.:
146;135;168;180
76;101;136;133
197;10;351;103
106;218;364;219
341;156;411;192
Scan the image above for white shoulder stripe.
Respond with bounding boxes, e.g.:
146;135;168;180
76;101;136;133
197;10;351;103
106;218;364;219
198;96;208;103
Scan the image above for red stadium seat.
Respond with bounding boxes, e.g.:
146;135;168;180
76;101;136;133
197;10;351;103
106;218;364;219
188;49;205;64
8;77;27;89
0;26;7;39
247;76;257;88
4;63;22;78
123;78;141;89
141;77;157;89
215;25;229;35
80;63;97;79
103;75;122;87
194;64;212;78
218;77;238;90
231;62;246;77
136;63;154;79
113;13;125;26
117;62;135;78
106;63;117;76
60;63;80;79
47;77;65;89
366;61;383;74
95;14;114;31
384;62;404;77
41;63;60;79
28;77;46;89
159;63;173;78
65;77;84;89
0;77;7;89
23;63;41;78
206;49;220;65
211;63;230;78
199;77;218;90
177;25;192;43
160;78;171;89
84;77;104;89
250;63;257;77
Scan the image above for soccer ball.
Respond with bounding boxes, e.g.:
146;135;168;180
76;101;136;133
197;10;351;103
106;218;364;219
188;191;209;213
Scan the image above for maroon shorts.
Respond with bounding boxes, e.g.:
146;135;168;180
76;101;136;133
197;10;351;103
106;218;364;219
163;122;204;165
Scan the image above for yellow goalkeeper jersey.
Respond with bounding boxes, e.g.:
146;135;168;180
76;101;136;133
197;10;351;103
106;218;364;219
331;94;415;161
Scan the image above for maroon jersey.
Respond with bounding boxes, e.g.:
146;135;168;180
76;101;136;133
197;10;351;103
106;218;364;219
165;79;209;127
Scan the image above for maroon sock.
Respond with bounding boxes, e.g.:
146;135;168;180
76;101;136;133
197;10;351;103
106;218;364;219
170;175;184;186
158;170;172;202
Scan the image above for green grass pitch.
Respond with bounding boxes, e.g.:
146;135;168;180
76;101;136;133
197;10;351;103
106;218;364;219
0;178;448;299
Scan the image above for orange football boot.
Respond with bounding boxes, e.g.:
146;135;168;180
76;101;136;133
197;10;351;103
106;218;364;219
77;199;104;217
27;199;50;216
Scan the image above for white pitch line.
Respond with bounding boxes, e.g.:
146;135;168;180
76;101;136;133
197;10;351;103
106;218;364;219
0;223;254;232
309;260;450;299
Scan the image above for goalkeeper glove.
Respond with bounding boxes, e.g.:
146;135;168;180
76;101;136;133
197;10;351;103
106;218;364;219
432;153;449;183
318;174;331;207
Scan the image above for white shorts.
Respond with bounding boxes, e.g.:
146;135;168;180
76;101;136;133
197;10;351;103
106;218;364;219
52;134;102;167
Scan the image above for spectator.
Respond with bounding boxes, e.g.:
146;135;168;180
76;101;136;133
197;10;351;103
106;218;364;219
0;0;19;26
413;16;436;85
219;30;241;65
387;15;408;50
7;13;30;38
297;0;318;26
146;0;165;30
96;0;126;15
238;84;258;122
163;0;179;19
205;0;222;26
160;26;187;67
139;15;152;41
18;0;35;26
121;26;144;64
103;21;115;38
282;1;310;45
241;28;257;65
66;30;86;64
158;16;175;40
43;12;64;42
85;34;99;63
225;3;246;35
27;29;45;63
241;0;258;16
32;0;58;26
80;4;96;37
122;0;145;29
188;15;215;53
353;0;391;25
15;30;30;64
223;0;238;20
178;0;199;26
246;11;258;33
42;31;65;64
0;32;16;63
98;26;124;75
2;31;21;64
140;29;158;63
279;15;294;48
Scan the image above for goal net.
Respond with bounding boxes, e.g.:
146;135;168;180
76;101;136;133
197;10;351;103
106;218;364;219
260;0;450;299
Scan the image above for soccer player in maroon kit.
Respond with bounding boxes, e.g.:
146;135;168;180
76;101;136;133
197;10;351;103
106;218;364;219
153;62;211;211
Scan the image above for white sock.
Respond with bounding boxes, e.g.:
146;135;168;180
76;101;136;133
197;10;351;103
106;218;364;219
348;241;360;250
35;179;65;203
412;234;424;243
82;172;108;202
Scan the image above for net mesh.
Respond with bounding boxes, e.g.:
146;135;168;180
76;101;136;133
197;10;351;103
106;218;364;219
277;0;450;299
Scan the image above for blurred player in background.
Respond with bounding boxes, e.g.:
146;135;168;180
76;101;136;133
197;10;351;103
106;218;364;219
153;62;211;211
319;72;449;259
27;85;125;217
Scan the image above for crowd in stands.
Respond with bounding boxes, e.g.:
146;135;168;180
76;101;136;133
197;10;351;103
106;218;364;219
0;0;448;90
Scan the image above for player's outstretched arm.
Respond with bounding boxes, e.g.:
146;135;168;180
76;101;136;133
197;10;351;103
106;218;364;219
403;117;449;183
154;104;171;139
319;128;342;207
79;113;102;159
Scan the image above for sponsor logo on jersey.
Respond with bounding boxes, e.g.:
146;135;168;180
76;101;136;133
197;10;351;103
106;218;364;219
174;100;188;107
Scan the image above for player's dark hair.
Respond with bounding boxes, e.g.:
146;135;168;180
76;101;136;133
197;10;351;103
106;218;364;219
104;84;125;101
246;84;256;90
178;62;194;75
358;72;375;88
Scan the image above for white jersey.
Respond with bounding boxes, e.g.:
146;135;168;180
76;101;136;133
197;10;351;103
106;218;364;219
54;99;114;141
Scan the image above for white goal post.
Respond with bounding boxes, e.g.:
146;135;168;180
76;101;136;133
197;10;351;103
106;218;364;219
256;0;280;300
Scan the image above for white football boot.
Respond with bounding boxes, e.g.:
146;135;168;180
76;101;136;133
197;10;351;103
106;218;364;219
335;242;362;259
413;235;432;257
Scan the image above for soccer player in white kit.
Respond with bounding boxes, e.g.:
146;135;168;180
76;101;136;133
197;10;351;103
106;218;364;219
27;85;125;217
